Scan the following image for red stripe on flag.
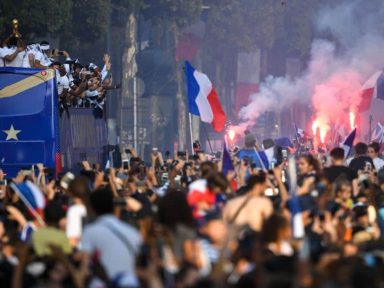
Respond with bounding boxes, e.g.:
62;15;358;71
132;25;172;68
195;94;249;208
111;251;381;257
207;88;226;132
358;88;374;112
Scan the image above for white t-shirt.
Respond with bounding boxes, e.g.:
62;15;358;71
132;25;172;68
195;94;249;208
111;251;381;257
21;48;39;68
33;50;51;67
57;75;70;95
81;215;142;286
373;157;384;171
66;204;87;239
4;47;25;67
0;47;10;67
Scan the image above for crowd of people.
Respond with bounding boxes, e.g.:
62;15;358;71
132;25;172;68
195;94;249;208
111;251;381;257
0;34;119;118
1;135;384;288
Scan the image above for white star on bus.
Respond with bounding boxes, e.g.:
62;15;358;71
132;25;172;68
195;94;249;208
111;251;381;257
3;124;21;141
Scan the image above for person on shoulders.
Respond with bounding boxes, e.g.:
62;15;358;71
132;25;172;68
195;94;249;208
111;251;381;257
324;147;357;182
368;142;384;171
348;142;375;172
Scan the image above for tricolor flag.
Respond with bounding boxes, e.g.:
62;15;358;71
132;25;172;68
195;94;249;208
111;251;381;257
185;61;226;132
372;122;384;143
294;124;305;139
359;70;384;112
222;142;234;176
341;128;357;158
10;181;46;225
256;146;274;170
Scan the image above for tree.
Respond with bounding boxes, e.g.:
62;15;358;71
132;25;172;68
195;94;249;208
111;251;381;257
142;0;202;149
0;0;72;39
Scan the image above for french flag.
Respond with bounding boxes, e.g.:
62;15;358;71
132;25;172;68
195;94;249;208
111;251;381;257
185;61;226;132
10;181;46;225
257;147;274;170
372;122;384;143
359;70;384;112
294;124;306;139
341;128;357;158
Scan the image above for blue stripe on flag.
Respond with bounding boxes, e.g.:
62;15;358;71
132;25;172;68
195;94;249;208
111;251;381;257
342;128;356;158
14;182;38;210
185;61;201;116
222;142;234;176
257;150;269;169
376;72;384;101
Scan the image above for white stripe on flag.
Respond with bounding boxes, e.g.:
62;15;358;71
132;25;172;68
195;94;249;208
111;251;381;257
194;70;214;123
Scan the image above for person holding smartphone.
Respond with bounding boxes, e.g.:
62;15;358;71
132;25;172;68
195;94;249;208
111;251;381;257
0;170;6;200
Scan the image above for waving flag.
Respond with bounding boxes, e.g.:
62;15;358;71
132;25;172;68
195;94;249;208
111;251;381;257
222;142;234;176
294;124;305;139
372;122;384;143
185;61;226;132
359;70;384;112
256;147;274;170
341;128;357;158
10;181;46;225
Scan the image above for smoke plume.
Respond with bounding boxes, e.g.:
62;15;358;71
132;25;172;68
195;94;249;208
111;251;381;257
239;0;384;139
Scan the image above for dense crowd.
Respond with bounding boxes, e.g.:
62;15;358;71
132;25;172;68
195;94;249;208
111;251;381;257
0;34;118;118
1;137;384;288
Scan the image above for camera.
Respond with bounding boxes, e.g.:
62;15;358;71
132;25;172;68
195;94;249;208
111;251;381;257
177;151;186;157
60;172;75;190
125;149;132;154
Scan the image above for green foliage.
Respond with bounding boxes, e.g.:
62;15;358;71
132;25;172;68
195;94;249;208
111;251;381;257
277;0;318;57
142;0;202;28
71;0;110;41
0;0;72;38
0;0;112;43
204;0;279;53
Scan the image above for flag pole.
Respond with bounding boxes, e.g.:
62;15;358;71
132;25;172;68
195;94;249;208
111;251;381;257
253;146;266;170
202;123;214;153
293;123;300;153
189;113;194;154
368;114;373;143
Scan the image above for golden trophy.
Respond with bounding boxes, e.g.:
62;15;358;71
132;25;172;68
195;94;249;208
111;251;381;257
12;19;22;38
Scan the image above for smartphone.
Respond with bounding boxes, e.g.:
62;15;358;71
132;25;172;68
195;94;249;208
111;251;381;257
0;180;7;186
22;169;32;176
265;188;278;196
60;172;75;190
44;168;54;176
282;149;288;160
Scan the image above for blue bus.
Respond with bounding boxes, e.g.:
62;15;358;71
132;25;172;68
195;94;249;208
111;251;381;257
0;67;60;177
